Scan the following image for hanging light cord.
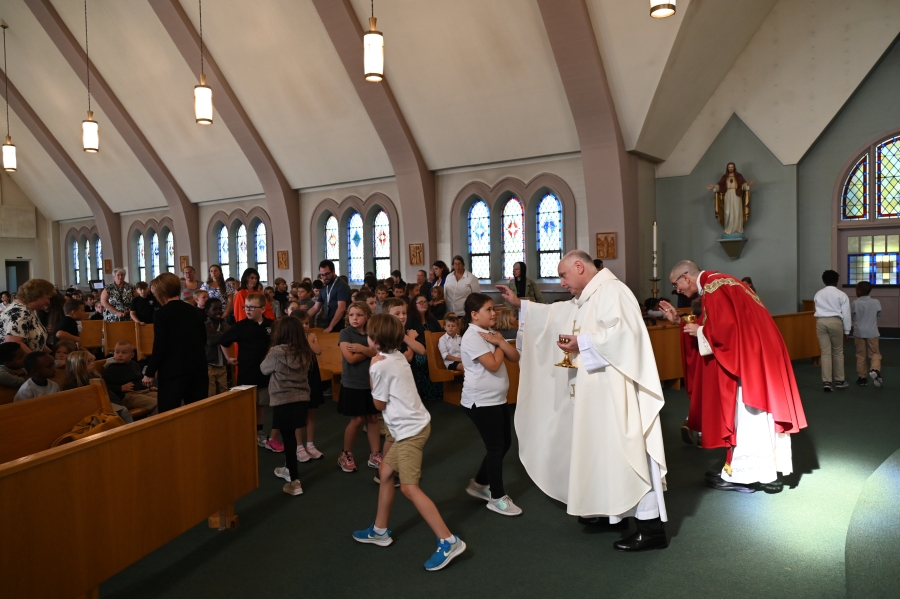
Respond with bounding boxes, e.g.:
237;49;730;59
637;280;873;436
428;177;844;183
3;26;9;137
84;0;90;112
371;0;374;18
199;0;204;77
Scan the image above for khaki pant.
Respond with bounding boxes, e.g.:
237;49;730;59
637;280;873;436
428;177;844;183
855;337;882;377
120;390;158;415
816;317;846;383
384;423;431;485
208;364;228;398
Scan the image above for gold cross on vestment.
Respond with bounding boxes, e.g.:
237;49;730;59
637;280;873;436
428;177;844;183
572;319;580;335
569;384;576;399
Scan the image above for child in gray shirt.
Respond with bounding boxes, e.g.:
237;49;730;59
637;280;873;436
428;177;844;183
851;281;882;387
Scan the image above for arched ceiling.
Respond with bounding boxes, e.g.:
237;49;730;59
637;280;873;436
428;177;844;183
1;0;898;221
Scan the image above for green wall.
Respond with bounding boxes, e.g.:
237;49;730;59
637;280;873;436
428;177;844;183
656;114;798;314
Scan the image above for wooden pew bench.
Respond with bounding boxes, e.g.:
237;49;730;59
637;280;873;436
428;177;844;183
0;385;258;599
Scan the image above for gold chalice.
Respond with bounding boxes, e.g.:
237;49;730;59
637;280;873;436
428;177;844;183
681;314;697;324
555;335;577;369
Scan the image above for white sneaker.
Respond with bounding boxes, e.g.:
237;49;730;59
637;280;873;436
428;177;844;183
283;480;303;496
465;479;491;501
296;445;311;463
487;495;523;516
305;444;324;460
274;466;291;482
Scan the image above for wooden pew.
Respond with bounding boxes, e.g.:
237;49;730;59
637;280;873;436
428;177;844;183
103;321;139;356
772;311;820;361
136;322;154;360
79;319;103;350
0;385;258;599
92;358;152;421
425;331;462;405
646;324;684;387
0;379;113;464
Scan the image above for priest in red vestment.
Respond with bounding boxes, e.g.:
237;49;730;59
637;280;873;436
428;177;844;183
659;260;807;492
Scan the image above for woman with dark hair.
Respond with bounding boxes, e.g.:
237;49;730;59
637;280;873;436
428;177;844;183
428;261;450;301
233;267;275;322
444;255;481;316
505;261;543;313
142;272;208;412
412;294;443;333
202;264;235;313
0;291;11;313
363;273;378;293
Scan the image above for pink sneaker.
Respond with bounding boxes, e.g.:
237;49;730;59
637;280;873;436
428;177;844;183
305;444;324;460
367;452;383;469
265;438;285;453
296;445;311;463
339;451;357;473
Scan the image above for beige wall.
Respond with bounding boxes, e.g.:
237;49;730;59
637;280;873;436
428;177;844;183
636;157;657;302
0;173;56;292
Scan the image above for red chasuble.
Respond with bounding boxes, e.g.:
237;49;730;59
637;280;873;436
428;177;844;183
687;272;807;449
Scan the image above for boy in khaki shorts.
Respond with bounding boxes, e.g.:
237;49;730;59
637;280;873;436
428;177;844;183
352;313;466;571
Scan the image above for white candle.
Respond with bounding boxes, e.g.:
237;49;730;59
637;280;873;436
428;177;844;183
653;221;658;278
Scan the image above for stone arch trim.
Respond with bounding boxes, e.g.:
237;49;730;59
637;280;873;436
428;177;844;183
830;126;900;269
449;173;577;280
310;194;401;277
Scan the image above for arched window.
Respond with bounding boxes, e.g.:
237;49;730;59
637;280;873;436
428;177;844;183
255;222;268;286
373;210;391;280
137;235;146;282
95;237;103;280
841;155;867;221
876;136;900;219
217;225;230;280
501;198;524;279
236;224;248;277
72;240;81;285
468;200;491;280
165;231;175;273
325;214;340;276
84;239;91;283
347;212;364;282
537;193;563;277
149;232;160;279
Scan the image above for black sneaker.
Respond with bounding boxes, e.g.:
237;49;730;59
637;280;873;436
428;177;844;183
856;377;868;386
834;380;850;389
823;382;832;392
869;369;883;388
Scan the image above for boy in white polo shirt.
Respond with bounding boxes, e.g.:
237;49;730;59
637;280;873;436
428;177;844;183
352;313;466;571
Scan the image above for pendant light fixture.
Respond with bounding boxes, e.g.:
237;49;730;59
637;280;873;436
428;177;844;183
363;0;383;82
1;21;16;172
650;1;676;18
82;0;98;153
194;0;213;125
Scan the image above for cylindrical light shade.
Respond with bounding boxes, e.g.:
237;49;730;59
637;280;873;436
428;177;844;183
650;1;676;18
82;111;99;153
194;73;213;125
2;136;15;172
364;17;383;82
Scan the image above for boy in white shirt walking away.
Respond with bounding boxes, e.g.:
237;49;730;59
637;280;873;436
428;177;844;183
438;314;464;372
851;281;883;387
813;270;851;392
352;313;466;571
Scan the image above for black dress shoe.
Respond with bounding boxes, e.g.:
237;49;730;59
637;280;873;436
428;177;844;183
578;516;628;528
706;473;755;493
680;425;694;445
613;531;668;552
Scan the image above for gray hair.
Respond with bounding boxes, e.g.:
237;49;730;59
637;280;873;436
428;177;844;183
562;249;595;268
669;260;700;280
113;267;127;277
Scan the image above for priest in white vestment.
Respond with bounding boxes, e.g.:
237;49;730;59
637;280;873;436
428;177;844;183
497;250;669;552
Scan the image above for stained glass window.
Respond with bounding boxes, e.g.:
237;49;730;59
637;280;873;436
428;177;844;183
537;193;563;277
84;240;91;283
255;222;268;286
373;210;391;280
137;235;146;283
150;232;160;280
468;200;491;280
848;253;899;285
95;238;102;279
72;240;81;285
348;212;364;282
236;224;248;278
165;231;174;273
217;225;230;280
501;198;524;279
325;214;340;276
842;155;868;220
876;136;900;219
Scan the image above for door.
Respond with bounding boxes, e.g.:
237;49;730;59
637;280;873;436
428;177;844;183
4;260;30;292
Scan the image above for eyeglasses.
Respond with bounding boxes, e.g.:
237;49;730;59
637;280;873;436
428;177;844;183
671;272;689;289
244;305;262;311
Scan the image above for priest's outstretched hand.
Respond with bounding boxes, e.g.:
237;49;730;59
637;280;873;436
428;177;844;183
495;285;521;308
657;300;680;324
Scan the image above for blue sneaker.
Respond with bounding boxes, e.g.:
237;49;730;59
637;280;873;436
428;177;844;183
352;524;393;547
424;536;466;571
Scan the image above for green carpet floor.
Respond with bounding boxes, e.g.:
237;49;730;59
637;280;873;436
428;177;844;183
101;340;900;599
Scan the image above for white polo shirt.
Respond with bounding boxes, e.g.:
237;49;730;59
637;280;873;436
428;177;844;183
370;350;431;441
460;323;509;408
438;332;462;367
